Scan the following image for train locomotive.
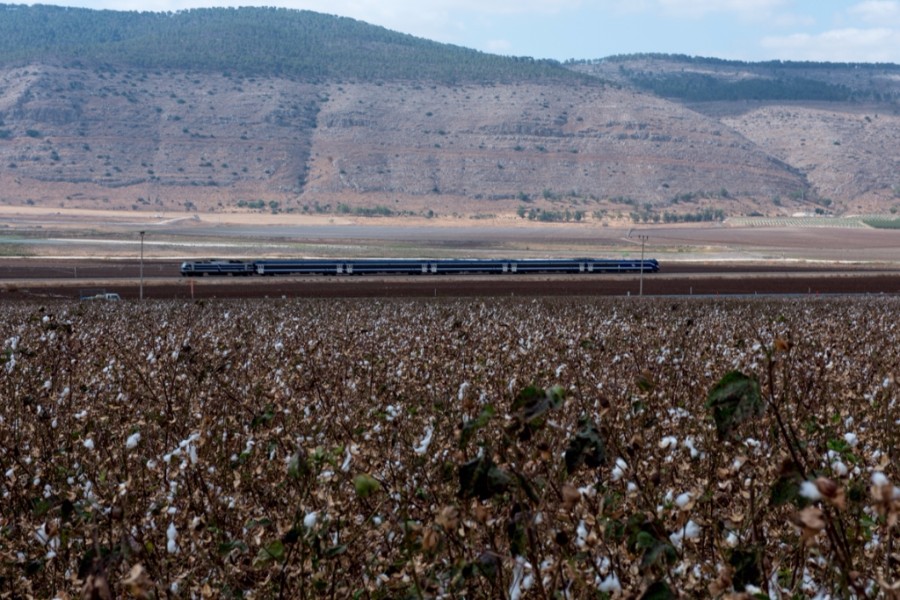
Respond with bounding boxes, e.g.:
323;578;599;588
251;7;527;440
180;258;660;276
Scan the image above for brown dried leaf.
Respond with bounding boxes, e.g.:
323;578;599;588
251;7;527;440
121;563;153;599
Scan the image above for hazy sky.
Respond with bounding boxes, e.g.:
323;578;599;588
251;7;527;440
44;0;900;63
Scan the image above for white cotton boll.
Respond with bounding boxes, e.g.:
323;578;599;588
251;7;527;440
659;436;678;449
509;556;529;600
626;481;638;493
74;410;88;420
458;381;471;401
340;447;353;472
669;520;701;549
303;511;318;529
166;523;178;554
872;472;889;487
35;523;50;545
413;426;434;456
555;364;566;377
725;531;739;547
610;465;625;482
800;481;822;501
843;432;858;447
83;439;94;450
675;492;692;509
578;485;597;498
831;461;848;477
126;432;141;450
575;520;588;549
745;584;763;595
683;437;700;459
598;572;621;592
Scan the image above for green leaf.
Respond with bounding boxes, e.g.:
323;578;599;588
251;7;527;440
32;498;52;517
730;547;764;592
287;450;309;480
458;455;515;500
459;405;495;449
640;540;676;571
253;540;285;567
512;384;564;425
475;551;502;579
625;515;676;572
507;511;527;557
564;418;607;473
769;459;804;507
245;517;273;530
324;544;347;558
353;474;381;498
635;531;657;550
250;405;275;429
218;540;248;556
640;580;675;600
636;373;654;393
705;371;763;439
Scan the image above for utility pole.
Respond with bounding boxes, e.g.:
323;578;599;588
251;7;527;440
638;234;648;297
139;231;145;301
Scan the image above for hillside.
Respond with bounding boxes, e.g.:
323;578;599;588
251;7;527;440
0;7;899;220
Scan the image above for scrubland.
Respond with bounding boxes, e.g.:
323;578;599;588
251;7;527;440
1;298;898;598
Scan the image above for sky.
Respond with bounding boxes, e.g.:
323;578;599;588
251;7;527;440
44;0;900;63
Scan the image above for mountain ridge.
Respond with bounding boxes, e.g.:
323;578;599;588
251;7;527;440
0;5;898;220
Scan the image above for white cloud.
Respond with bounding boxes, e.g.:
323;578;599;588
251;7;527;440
761;27;900;62
656;0;788;18
848;0;900;23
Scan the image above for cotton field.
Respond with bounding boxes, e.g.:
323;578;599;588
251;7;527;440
1;297;898;599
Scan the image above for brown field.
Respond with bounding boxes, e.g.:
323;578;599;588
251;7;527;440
1;296;898;598
2;262;900;301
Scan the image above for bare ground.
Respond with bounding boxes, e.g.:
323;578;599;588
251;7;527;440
2;259;898;301
3;208;900;300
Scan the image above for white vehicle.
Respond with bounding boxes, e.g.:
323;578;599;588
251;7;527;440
81;292;121;301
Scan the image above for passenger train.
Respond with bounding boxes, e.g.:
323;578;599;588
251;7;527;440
179;258;660;276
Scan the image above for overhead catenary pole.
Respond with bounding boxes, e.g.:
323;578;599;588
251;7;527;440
139;231;145;301
638;234;648;297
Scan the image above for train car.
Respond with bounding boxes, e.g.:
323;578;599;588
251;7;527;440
180;260;256;276
342;259;434;275
254;260;345;275
431;259;509;274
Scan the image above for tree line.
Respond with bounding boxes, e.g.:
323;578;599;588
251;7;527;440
0;4;583;84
